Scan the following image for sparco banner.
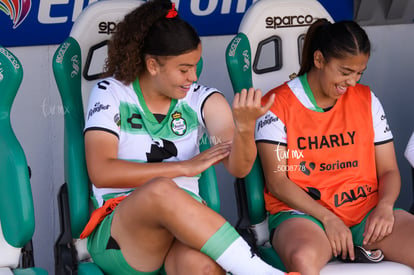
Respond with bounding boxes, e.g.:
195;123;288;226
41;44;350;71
0;0;352;47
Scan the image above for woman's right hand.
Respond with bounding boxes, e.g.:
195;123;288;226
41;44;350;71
182;141;232;177
322;214;355;261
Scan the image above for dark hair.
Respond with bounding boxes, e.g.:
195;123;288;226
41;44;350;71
298;19;371;76
103;0;201;84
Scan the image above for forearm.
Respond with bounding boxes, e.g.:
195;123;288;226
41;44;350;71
376;169;400;208
374;142;401;208
224;127;257;178
258;142;340;226
87;158;187;189
267;176;337;224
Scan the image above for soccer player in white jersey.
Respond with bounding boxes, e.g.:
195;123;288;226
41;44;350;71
81;1;299;275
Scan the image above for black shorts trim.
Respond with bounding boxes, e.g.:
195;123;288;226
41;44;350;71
106;235;121;250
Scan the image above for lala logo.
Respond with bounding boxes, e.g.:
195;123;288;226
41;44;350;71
0;0;32;29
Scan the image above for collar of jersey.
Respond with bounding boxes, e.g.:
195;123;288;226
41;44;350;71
132;78;178;124
298;73;325;113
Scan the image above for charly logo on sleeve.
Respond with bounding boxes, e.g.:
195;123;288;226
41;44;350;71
171;111;187;136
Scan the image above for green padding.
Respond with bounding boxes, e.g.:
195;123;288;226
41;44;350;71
196;57;220;213
226;32;268;226
226;33;282;270
245;158;267;224
13;267;49;275
198;133;220;213
258;246;286;272
78;262;104;275
53;37;90;238
0;45;35;247
225;33;253;94
196;57;203;79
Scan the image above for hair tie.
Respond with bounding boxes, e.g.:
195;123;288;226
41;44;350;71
166;2;178;18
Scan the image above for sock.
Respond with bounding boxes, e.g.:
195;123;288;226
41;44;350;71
200;222;285;275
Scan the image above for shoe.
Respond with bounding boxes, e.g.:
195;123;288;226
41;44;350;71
339;245;384;263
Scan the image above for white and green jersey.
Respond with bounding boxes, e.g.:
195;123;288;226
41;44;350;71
84;77;220;207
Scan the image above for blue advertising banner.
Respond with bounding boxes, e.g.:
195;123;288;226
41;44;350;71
0;0;353;47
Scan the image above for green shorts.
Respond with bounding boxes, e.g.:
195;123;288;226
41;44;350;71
87;189;203;275
87;210;161;275
268;208;402;246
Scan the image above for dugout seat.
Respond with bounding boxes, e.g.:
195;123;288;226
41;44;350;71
0;46;48;275
52;1;219;274
225;0;414;274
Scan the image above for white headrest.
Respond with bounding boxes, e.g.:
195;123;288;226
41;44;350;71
239;0;333;94
68;0;144;110
70;0;143;61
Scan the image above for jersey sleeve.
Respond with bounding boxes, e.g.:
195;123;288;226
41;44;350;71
255;110;287;145
371;92;393;145
84;79;121;138
191;83;222;128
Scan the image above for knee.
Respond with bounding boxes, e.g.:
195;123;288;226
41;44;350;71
182;254;224;275
143;177;182;203
147;176;178;192
195;260;223;275
287;246;325;270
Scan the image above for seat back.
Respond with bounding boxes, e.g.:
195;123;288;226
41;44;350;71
226;0;333;95
53;0;146;240
226;0;333;236
53;2;146;273
53;1;219;273
0;46;34;269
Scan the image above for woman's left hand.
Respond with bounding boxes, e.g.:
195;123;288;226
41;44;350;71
363;203;394;246
232;88;275;132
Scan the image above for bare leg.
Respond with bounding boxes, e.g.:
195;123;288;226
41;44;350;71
164;240;225;275
273;217;332;275
365;209;414;268
111;177;227;272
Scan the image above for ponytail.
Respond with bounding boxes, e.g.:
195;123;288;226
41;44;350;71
298;19;371;76
298;19;330;76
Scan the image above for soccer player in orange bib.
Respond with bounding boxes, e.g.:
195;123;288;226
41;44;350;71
256;18;414;275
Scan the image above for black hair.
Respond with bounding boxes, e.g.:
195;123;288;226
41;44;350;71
298;19;371;76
